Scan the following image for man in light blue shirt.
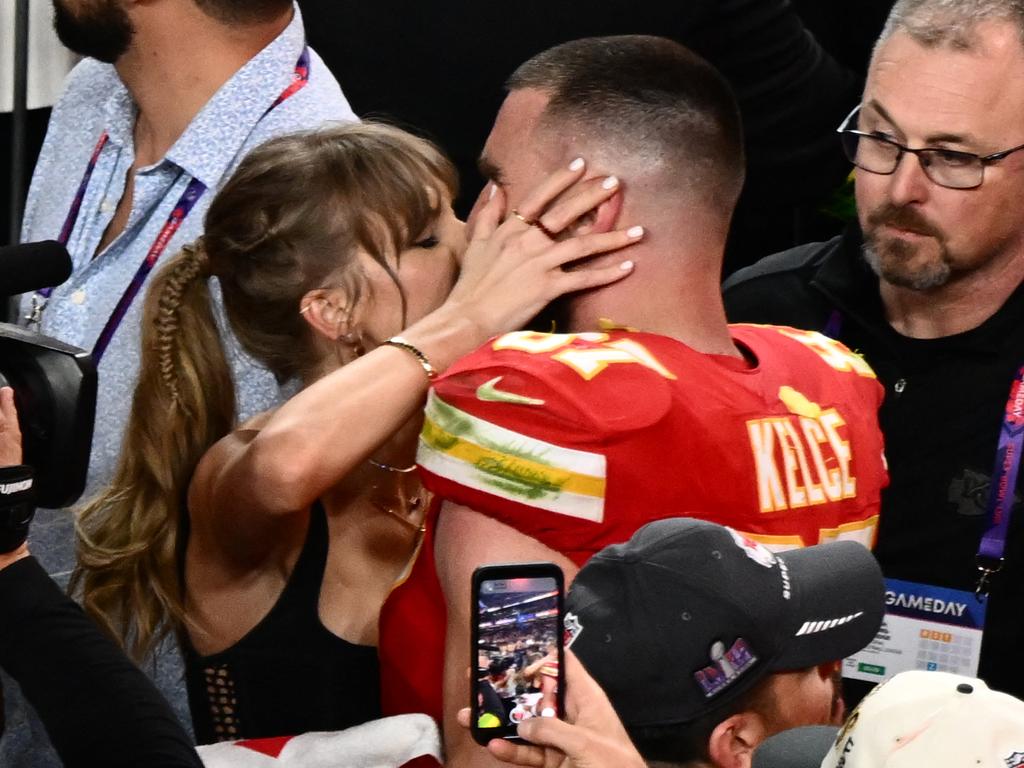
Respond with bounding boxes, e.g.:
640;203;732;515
7;2;355;764
21;1;355;511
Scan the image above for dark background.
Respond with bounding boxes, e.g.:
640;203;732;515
295;0;896;273
3;1;896;272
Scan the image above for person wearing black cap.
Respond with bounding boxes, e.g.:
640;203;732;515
562;518;885;768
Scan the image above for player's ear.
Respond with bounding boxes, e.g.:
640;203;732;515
564;188;622;237
707;710;768;768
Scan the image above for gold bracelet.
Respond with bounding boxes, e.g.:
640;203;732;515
383;336;437;380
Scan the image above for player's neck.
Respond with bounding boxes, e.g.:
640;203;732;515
879;249;1024;339
641;302;742;359
567;273;743;359
116;5;292;167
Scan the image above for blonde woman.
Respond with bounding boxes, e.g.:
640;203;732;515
72;123;641;742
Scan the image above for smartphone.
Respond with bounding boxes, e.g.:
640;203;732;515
470;562;566;745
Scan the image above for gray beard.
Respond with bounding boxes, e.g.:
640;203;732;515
861;234;952;292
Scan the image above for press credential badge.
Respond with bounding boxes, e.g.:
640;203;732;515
844;578;986;683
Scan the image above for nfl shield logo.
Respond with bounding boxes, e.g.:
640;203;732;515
564;612;583;648
1005;752;1024;768
726;528;776;568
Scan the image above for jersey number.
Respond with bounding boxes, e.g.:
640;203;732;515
492;332;677;381
778;329;876;378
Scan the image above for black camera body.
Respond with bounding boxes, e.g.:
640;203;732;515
0;322;96;510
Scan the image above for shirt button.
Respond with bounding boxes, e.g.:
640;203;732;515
100;198;116;214
71;289;87;305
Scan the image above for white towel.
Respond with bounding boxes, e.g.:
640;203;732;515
196;714;441;768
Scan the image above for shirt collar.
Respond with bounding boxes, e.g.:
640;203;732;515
813;225;1024;356
100;68;137;150
810;226;881;321
162;3;306;187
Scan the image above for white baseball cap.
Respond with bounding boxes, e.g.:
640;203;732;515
753;671;1024;768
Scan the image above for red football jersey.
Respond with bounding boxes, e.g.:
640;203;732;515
378;503;446;726
419;326;886;558
379;325;888;721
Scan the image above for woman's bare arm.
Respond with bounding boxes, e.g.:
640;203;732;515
191;161;644;563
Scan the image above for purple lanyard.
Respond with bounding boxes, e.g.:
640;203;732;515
91;177;207;361
976;364;1024;595
56;132;109;254
821;312;1020;596
30;46;311;363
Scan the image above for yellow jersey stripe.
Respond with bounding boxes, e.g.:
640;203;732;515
417;392;607;523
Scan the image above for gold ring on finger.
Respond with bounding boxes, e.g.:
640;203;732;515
511;209;535;226
511;209;556;239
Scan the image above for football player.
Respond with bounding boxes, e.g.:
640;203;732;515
380;36;888;767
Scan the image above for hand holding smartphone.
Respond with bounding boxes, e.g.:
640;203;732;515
470;562;566;745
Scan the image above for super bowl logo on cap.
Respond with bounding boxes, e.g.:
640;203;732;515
1005;752;1024;768
693;638;758;698
564;612;583;648
727;528;776;568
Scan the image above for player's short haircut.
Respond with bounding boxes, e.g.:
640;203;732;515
878;0;1024;51
193;0;293;24
507;36;745;212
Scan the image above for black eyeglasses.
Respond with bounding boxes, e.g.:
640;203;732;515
836;105;1024;190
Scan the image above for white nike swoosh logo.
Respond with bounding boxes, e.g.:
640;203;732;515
475;376;546;406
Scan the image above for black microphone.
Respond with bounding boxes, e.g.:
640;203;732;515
0;241;74;297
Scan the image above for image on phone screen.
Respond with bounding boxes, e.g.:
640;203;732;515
472;565;564;742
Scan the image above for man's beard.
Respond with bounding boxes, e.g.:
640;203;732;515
861;203;953;291
53;0;134;63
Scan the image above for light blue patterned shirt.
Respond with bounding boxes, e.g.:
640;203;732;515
20;6;356;496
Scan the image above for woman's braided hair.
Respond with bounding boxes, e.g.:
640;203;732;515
155;242;210;403
72;122;456;660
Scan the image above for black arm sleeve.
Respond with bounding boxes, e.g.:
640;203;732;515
702;0;860;194
0;556;202;768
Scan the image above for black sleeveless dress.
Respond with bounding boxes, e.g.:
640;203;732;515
182;502;382;743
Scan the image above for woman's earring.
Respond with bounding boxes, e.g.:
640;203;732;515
338;329;365;360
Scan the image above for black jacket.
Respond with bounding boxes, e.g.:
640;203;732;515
724;229;1024;699
0;557;202;768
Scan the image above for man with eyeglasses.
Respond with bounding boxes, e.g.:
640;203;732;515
724;0;1024;702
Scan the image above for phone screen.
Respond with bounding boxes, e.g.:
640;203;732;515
471;565;564;743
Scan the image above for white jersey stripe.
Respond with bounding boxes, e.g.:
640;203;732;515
417;391;607;523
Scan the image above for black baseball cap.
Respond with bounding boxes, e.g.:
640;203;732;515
565;518;884;728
